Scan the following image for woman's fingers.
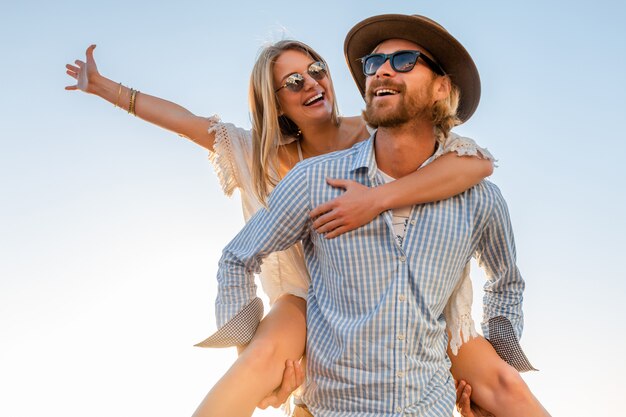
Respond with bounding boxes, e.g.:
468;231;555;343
310;177;353;219
324;225;350;239
310;201;332;220
66;45;99;93
315;217;343;234
86;44;96;61
325;177;349;189
314;210;355;237
312;209;336;230
65;67;78;89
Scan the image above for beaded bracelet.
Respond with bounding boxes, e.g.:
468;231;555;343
128;88;139;116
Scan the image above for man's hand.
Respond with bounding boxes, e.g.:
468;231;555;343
257;359;304;409
456;380;494;417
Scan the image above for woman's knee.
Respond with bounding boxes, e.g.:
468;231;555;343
238;336;282;374
493;364;533;403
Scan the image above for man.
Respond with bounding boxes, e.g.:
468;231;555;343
216;14;527;416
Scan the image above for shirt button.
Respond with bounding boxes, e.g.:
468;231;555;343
410;220;416;225
397;333;405;340
398;294;406;301
399;256;406;262
397;371;405;378
396;406;403;413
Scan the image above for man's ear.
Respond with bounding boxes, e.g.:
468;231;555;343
433;76;452;101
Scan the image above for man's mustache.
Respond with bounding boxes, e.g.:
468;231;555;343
365;80;406;100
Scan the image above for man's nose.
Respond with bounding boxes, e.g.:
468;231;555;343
374;57;395;78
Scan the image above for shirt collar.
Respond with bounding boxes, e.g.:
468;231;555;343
349;130;378;182
349;129;446;180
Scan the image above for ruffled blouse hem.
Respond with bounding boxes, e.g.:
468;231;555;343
447;313;479;356
207;115;239;197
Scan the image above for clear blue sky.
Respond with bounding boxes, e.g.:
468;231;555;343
1;1;625;416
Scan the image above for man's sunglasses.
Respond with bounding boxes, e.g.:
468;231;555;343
275;61;327;93
360;50;445;77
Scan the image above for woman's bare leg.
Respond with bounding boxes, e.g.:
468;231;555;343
193;294;307;417
449;335;550;417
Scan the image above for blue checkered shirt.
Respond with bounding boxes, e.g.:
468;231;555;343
216;135;525;416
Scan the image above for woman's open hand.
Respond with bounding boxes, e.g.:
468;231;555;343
310;178;381;239
65;44;100;93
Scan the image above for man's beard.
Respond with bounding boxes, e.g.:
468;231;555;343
363;79;433;128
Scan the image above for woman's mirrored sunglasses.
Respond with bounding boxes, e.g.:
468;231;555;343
275;61;327;93
360;50;445;77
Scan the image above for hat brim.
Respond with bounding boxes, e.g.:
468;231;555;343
344;14;481;123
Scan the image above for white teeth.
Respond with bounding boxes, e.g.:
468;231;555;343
375;89;399;96
304;93;323;105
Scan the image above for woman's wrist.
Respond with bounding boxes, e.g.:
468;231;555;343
370;185;388;215
90;74;113;97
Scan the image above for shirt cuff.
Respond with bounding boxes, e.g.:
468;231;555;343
195;297;264;348
487;316;538;372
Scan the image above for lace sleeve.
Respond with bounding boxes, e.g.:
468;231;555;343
437;132;496;162
206;115;254;197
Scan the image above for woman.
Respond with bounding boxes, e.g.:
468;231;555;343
65;41;548;417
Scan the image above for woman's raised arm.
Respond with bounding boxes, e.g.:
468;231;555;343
65;45;216;151
310;153;494;238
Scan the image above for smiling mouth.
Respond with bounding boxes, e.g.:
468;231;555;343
304;93;324;106
374;88;400;97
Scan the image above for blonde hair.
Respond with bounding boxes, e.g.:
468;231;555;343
431;79;461;141
248;40;340;204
